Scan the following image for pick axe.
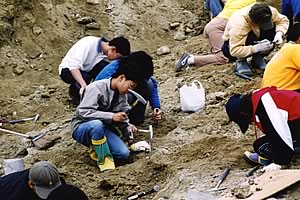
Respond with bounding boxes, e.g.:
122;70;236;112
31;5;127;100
0;114;40;124
128;89;147;107
0;127;48;149
137;125;153;151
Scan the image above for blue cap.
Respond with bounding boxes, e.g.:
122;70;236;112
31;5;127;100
225;95;250;133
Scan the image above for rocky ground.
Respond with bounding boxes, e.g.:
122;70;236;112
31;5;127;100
1;0;299;199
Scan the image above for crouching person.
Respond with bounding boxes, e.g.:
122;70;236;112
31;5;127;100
71;55;152;172
0;161;64;200
222;2;289;78
225;87;300;172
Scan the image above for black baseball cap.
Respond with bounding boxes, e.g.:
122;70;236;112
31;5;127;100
249;3;273;30
225;95;250;133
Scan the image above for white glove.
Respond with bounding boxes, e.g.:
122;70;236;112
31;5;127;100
262;163;282;173
130;141;151;152
273;31;284;45
252;39;274;53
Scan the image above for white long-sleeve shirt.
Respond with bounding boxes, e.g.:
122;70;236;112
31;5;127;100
58;36;107;74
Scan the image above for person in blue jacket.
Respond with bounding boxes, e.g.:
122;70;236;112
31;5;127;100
95;51;162;125
205;0;225;19
282;0;300;31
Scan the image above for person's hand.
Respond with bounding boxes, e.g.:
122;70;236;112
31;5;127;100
252;39;274;53
273;31;284;45
130;141;151;152
129;124;137;133
262;163;282;173
79;87;86;96
153;108;162;122
112;112;128;122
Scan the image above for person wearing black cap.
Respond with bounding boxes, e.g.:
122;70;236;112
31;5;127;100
222;2;289;79
0;161;65;200
225;87;300;172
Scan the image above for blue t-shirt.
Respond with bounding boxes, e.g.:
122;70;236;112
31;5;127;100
95;60;161;109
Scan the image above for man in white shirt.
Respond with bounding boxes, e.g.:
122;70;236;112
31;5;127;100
59;36;131;105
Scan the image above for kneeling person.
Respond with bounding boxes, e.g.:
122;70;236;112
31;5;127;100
225;87;300;172
71;56;152;172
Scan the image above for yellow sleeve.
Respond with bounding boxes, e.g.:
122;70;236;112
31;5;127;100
292;47;300;70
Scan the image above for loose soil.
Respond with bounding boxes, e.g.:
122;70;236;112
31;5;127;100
1;0;299;199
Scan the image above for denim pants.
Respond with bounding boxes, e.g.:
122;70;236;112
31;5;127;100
205;0;223;17
72;120;130;160
193;17;229;67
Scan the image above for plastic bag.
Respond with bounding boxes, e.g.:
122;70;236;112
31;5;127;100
180;80;205;112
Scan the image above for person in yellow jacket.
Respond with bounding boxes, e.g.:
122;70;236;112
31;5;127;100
261;23;300;91
222;2;289;78
175;0;255;72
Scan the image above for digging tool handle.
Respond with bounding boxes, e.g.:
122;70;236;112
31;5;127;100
8;119;28;124
126;185;160;200
216;168;230;188
126;191;147;200
137;129;149;133
0;128;33;139
246;166;260;177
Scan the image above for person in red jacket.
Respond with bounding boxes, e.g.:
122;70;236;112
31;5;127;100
225;87;300;172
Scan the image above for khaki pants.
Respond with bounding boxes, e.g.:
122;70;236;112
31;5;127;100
193;17;229;67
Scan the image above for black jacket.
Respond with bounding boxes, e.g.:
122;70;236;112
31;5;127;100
0;169;65;200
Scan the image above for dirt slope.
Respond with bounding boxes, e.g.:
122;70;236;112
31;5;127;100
1;0;300;200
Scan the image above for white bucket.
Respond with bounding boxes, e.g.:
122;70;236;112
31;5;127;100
3;158;24;175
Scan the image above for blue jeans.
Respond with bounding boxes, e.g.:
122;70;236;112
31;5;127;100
205;0;223;17
72;120;130;160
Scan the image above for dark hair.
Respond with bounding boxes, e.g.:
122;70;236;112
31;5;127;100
249;3;272;24
112;57;146;85
109;37;131;56
47;184;88;200
287;22;300;42
127;51;154;80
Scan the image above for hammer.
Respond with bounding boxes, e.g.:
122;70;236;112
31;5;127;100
128;89;147;107
0;114;40;124
126;185;160;200
137;125;153;151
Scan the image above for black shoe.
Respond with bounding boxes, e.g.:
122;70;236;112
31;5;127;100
251;54;266;70
234;60;253;78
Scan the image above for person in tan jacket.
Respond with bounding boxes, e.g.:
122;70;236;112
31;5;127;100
222;2;289;78
175;0;255;72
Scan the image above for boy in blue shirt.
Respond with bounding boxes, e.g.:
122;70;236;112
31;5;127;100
95;51;162;125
